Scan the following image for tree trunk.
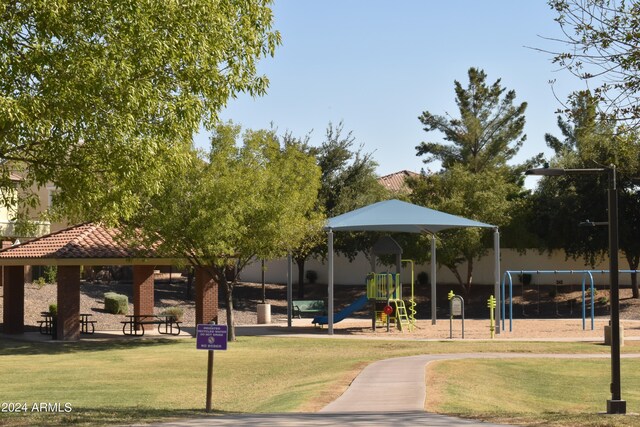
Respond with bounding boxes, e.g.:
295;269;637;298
261;259;266;304
296;257;306;299
625;253;639;298
220;273;236;342
446;265;464;289
464;258;474;296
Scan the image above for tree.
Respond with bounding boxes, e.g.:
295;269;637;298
413;67;536;293
408;166;520;294
0;1;280;221
532;90;640;296
416;67;528;173
292;122;389;298
125;123;321;340
548;0;640;126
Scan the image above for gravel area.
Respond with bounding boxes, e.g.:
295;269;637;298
3;277;640;340
3;276;290;332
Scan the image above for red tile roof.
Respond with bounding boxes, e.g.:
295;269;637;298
0;223;172;263
378;170;420;193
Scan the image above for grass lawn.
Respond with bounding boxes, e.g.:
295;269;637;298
427;358;640;427
0;336;637;425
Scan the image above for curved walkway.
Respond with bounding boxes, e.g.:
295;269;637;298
153;352;640;426
321;352;640;412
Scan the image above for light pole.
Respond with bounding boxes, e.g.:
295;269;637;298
526;165;626;415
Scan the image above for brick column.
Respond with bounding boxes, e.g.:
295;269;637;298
57;265;81;341
133;265;155;317
3;266;25;334
195;266;218;325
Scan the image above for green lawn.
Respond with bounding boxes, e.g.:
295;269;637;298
427;358;640;426
0;337;637;426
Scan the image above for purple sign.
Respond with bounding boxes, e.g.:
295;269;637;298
196;324;228;350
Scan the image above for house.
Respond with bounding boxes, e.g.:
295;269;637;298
0;173;67;242
378;170;420;194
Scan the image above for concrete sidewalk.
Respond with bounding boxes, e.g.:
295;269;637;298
149;331;640;426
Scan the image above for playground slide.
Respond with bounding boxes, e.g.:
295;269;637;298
312;294;369;325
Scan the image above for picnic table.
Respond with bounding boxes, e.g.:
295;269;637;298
38;312;96;335
38;312;53;335
121;314;181;337
80;313;96;334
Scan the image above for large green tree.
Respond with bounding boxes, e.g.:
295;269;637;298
416;67;528;173
548;0;640;125
292;122;389;298
408;166;521;293
124;123;321;340
532;91;640;296
413;67;537;293
0;0;280;221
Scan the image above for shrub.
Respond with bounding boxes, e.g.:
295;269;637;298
48;303;57;316
161;306;184;322
305;269;318;284
104;292;129;315
34;276;46;288
417;271;429;286
44;265;57;284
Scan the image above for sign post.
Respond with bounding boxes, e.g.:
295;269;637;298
448;290;465;339
196;324;228;412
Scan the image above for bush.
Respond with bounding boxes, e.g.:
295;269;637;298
44;266;57;284
160;306;184;322
305;269;318;284
34;276;46;288
417;271;429;286
48;303;57;316
104;292;129;315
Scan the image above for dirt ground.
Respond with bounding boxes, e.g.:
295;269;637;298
2;275;640;341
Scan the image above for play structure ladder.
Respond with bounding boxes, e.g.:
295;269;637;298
393;300;411;332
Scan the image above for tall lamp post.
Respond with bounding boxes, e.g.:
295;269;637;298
526;165;626;415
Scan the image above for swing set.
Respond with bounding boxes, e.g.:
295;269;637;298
501;269;640;332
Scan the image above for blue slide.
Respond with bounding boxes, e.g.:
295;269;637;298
312;295;369;325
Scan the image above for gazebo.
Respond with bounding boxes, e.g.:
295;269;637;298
323;199;500;335
0;223;218;341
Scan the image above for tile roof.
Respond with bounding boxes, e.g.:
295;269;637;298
0;223;169;261
378;170;420;193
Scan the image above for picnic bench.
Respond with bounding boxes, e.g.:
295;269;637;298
38;312;53;335
292;300;326;319
121;314;181;336
80;314;97;334
38;312;96;335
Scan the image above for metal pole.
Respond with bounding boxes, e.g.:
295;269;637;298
494;228;501;334
287;253;292;328
206;350;214;412
328;229;334;335
431;234;437;324
607;166;625;414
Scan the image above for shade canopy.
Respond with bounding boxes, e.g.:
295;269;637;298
320;198;501;336
326;199;495;233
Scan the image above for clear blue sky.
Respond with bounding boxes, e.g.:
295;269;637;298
195;1;584;186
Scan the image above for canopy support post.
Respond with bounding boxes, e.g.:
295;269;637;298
431;233;437;325
328;229;334;335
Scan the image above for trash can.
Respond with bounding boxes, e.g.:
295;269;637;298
604;324;625;347
257;303;271;324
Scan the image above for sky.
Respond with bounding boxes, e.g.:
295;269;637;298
195;1;585;188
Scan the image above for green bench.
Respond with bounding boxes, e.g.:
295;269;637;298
292;300;326;319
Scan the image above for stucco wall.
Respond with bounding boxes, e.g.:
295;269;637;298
240;249;634;287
